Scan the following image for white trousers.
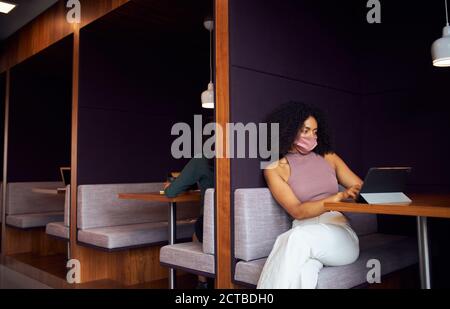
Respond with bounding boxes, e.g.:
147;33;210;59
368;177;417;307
257;211;360;289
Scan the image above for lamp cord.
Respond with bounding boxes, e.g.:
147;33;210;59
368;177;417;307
209;28;213;83
446;0;449;26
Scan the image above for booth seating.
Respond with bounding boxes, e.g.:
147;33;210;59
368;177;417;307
46;185;70;240
159;189;215;278
233;188;419;288
5;182;65;229
76;183;200;251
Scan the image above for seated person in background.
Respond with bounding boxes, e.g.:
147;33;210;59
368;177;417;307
164;156;214;288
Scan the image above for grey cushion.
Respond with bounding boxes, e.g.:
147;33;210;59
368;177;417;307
234;233;418;288
234;187;379;262
46;222;69;239
77;183;200;230
203;189;215;255
77;219;196;249
235;257;267;286
234;188;291;262
6;182;65;215
160;242;215;275
6;212;64;229
317;234;418;289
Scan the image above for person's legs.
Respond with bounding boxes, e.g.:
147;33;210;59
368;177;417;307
257;227;312;289
257;223;359;289
192;232;208;284
193;216;210;288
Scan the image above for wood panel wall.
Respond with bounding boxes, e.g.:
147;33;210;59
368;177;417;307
215;0;233;289
0;0;129;73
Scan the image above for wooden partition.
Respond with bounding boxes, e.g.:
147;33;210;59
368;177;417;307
215;0;232;289
70;0;214;286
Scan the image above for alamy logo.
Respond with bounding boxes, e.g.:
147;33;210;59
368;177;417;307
66;0;81;24
366;259;382;284
66;259;81;284
367;0;381;24
171;115;279;169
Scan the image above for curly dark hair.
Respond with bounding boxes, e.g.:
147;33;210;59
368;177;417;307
266;101;334;158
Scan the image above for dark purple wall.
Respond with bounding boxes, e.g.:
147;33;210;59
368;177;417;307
357;5;450;286
358;2;450;194
229;0;363;190
77;15;212;185
229;0;450;194
7;37;72;182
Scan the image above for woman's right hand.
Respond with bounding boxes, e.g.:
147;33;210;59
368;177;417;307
333;184;362;202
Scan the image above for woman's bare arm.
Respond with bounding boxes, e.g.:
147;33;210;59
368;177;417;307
264;167;340;220
327;153;364;189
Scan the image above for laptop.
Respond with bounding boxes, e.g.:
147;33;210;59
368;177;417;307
354;167;412;204
59;167;71;186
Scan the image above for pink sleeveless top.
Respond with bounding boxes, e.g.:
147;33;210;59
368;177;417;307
285;151;338;202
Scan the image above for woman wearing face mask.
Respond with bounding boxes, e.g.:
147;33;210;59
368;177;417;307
257;101;363;289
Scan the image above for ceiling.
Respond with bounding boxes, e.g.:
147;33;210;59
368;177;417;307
0;0;58;41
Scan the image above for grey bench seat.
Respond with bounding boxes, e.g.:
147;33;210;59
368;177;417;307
6;182;65;229
159;189;216;278
7;212;64;229
234;233;418;288
77;183;201;251
160;242;215;276
46;222;69;239
234;188;419;288
78;219;196;250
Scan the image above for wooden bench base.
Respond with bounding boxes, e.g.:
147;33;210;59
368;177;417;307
4;226;66;256
73;244;185;286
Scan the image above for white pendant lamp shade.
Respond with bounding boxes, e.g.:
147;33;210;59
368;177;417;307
432;26;450;67
432;0;450;67
201;82;215;109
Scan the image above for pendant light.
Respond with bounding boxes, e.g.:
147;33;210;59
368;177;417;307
201;19;215;109
432;0;450;67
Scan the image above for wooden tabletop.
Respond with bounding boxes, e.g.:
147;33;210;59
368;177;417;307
32;187;66;195
324;193;450;219
118;191;201;203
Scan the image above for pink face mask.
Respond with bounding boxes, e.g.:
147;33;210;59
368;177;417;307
294;136;318;155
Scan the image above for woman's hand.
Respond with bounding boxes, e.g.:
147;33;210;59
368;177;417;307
333;184;362;202
163;182;171;190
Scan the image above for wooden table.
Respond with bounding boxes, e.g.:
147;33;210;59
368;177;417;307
32;187;66;195
325;193;450;289
118;191;201;289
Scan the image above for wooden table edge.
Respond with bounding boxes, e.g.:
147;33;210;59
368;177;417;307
324;202;450;219
118;192;201;203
